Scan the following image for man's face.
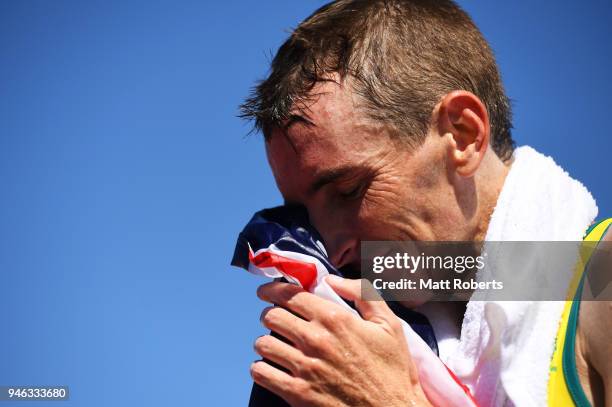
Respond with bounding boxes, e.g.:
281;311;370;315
266;80;465;274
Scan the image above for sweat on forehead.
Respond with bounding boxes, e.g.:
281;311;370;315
267;81;393;158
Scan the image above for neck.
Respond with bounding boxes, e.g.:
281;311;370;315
471;149;512;241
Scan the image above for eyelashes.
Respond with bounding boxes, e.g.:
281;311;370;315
338;181;367;200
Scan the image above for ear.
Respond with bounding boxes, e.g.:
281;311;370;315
437;91;490;177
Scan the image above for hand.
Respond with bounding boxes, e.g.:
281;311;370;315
251;275;432;406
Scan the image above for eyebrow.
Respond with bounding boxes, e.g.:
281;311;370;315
308;165;359;195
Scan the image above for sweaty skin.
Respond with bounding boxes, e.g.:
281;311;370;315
576;229;612;406
252;76;507;406
252;77;612;406
266;79;506;268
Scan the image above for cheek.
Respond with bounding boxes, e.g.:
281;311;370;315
355;177;410;235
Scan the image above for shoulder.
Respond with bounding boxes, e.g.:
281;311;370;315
578;226;612;401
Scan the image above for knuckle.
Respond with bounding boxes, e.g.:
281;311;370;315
389;317;403;333
305;329;332;351
283;289;303;309
317;309;335;326
336;309;353;324
278;284;304;306
305;330;323;348
321;308;350;326
319;309;337;325
292;378;312;396
295;356;321;378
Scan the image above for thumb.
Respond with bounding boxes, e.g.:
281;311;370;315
325;275;395;323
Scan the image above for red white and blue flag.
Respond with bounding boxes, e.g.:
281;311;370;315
232;205;478;407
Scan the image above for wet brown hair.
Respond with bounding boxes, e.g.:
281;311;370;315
240;0;514;161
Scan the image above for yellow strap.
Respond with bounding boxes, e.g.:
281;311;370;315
547;218;612;406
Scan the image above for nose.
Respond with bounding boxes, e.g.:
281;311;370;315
304;204;357;269
329;238;358;269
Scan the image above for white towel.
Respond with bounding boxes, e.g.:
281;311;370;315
427;146;598;407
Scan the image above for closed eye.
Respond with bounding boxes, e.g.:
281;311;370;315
338;182;366;200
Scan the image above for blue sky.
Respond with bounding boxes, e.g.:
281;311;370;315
0;1;610;406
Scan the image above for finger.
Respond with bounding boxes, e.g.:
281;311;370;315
257;281;330;321
325;275;395;323
254;334;306;375
259;306;311;347
250;360;304;404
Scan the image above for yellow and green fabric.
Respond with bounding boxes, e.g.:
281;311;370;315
548;218;612;406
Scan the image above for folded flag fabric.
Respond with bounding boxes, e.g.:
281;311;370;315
232;205;478;407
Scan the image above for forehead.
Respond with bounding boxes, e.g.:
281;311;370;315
265;80;391;200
